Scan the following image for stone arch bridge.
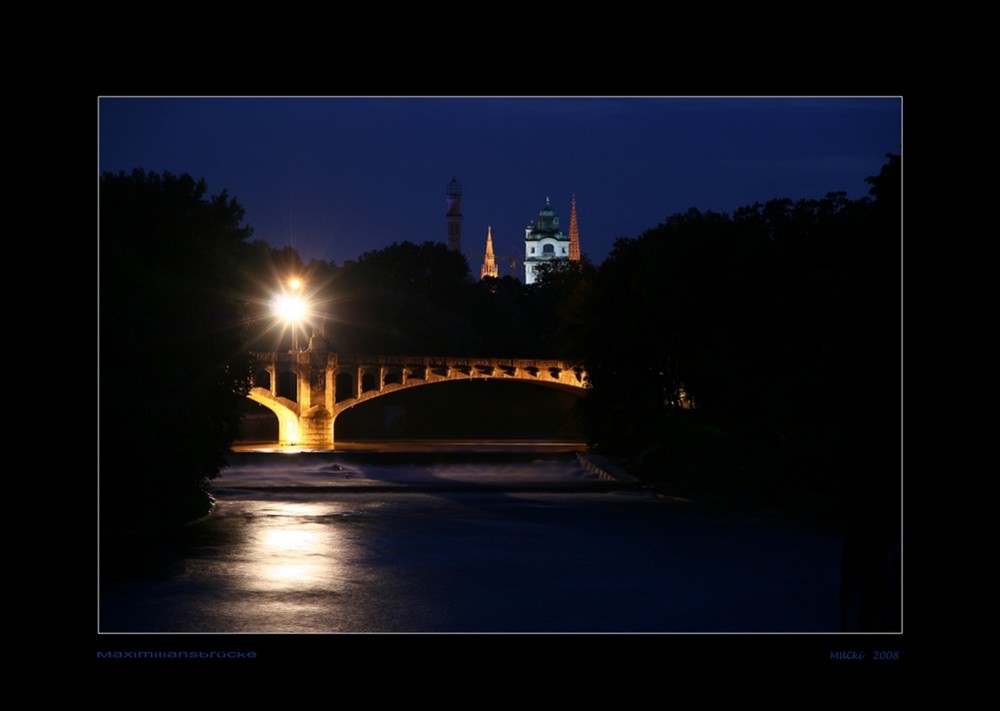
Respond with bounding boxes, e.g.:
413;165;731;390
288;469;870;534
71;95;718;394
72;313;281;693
247;351;588;447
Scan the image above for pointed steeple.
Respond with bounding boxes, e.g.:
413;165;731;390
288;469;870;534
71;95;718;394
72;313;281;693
480;225;499;280
568;194;581;262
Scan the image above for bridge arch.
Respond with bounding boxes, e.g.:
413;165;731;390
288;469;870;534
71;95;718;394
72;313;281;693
247;387;300;444
335;378;585;442
253;369;271;390
335;372;354;402
361;370;379;393
246;352;588;448
276;371;298;401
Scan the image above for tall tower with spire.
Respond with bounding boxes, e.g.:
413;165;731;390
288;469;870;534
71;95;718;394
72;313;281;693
523;197;570;284
568;194;581;262
480;226;499;279
445;176;463;252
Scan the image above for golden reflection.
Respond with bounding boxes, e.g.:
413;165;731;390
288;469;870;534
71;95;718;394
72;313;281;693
263;502;327;518
266;564;314;582
262;528;320;551
238;502;347;593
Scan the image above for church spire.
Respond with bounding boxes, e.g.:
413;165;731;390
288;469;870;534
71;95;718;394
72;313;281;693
480;225;498;280
568;194;581;262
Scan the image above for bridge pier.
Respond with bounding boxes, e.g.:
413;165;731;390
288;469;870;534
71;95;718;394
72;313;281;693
249;351;337;448
298;406;334;448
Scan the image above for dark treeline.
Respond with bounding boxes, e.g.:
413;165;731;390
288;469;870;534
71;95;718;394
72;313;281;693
101;169;255;532
569;156;901;524
101;157;900;551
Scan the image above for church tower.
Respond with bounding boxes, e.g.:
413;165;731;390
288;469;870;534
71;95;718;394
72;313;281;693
480;226;499;279
568;194;581;261
445;176;463;252
524;197;570;284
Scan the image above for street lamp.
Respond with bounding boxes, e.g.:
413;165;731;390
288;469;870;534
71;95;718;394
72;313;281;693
271;277;307;352
288;278;303;352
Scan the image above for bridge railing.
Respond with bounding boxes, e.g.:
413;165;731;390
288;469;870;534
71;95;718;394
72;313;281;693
248;352;589;393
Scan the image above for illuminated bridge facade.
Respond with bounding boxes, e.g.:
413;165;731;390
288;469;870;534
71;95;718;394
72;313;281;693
247;351;588;447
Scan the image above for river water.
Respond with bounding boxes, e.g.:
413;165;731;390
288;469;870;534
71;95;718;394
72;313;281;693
99;446;848;634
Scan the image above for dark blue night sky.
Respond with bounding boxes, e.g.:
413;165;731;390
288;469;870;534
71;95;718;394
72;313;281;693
98;96;901;275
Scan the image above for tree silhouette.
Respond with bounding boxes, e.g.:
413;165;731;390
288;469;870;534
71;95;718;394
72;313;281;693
100;169;255;532
573;154;900;550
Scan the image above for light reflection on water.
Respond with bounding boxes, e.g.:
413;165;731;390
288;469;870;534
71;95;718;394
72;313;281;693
236;503;347;592
224;501;361;627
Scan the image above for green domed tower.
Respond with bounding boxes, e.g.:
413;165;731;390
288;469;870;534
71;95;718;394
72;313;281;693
524;197;570;284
